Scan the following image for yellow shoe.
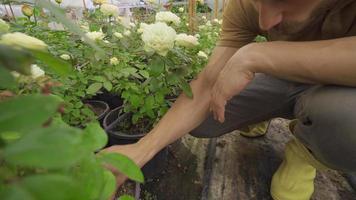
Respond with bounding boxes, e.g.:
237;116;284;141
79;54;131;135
271;138;329;200
239;121;270;138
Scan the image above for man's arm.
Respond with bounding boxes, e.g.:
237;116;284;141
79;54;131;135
210;36;356;122
247;36;356;86
105;46;238;168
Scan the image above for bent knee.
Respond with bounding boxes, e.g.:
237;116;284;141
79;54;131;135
294;86;356;172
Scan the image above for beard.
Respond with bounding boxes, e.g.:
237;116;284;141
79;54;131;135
267;0;338;40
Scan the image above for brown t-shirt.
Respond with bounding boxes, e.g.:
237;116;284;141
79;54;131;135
217;0;356;48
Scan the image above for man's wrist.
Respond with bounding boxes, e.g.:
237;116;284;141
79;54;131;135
234;42;272;74
136;132;162;165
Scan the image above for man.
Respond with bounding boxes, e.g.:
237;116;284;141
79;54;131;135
105;0;356;199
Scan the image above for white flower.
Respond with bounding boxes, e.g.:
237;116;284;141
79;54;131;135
100;4;118;17
116;16;123;22
175;33;199;48
11;71;20;78
129;22;136;28
206;21;212;26
141;22;176;56
202;16;207;20
213;18;219;24
137;23;148;34
0;19;9;33
186;23;189;26
80;25;89;32
194;34;200;38
0;32;47;51
113;32;123;39
103;40;110;44
218;19;223;25
178;7;184;13
84;31;104;41
110;57;119;65
137;28;144;34
31;64;45;79
123;30;131;36
197;51;208;59
155;11;181;26
60;54;70;60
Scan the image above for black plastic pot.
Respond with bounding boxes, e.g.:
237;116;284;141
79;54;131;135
103;106;168;179
84;100;110;123
90;92;123;109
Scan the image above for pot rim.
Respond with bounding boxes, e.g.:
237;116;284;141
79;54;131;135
103;106;147;139
83;100;110;120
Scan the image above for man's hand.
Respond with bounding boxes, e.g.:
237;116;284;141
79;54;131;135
210;49;256;123
101;142;153;189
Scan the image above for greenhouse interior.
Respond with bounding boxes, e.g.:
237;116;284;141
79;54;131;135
0;0;356;199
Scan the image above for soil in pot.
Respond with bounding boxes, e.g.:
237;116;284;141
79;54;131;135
115;113;153;136
84;100;110;122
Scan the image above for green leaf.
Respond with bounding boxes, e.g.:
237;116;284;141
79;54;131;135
101;170;116;200
98;152;144;183
0;185;34;200
148;57;165;77
3;125;85;169
91;76;106;82
31;50;72;76
181;81;193;98
82;122;108;152
0;44;33;75
74;157;104;199
0;94;61;133
118;195;135;200
103;81;113;91
139;70;150;79
87;82;103;94
0;67;16;89
19;174;84;200
0;131;21;143
130;94;141;109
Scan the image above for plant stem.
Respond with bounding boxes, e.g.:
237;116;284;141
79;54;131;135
8;3;16;22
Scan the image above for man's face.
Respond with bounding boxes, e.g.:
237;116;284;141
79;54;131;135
252;0;333;36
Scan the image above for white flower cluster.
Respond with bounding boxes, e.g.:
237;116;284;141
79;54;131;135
100;4;118;17
141;22;176;56
31;64;45;79
84;31;104;41
113;32;123;39
0;32;47;51
175;33;199;48
0;19;9;33
155;11;181;26
123;30;131;36
110;57;119;65
60;54;70;60
197;51;208;60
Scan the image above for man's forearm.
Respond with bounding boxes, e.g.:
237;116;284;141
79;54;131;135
243;36;356;86
136;47;238;160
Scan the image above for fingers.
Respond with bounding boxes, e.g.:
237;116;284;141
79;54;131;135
210;84;227;123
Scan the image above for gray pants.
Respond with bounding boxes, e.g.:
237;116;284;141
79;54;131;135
190;74;356;172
